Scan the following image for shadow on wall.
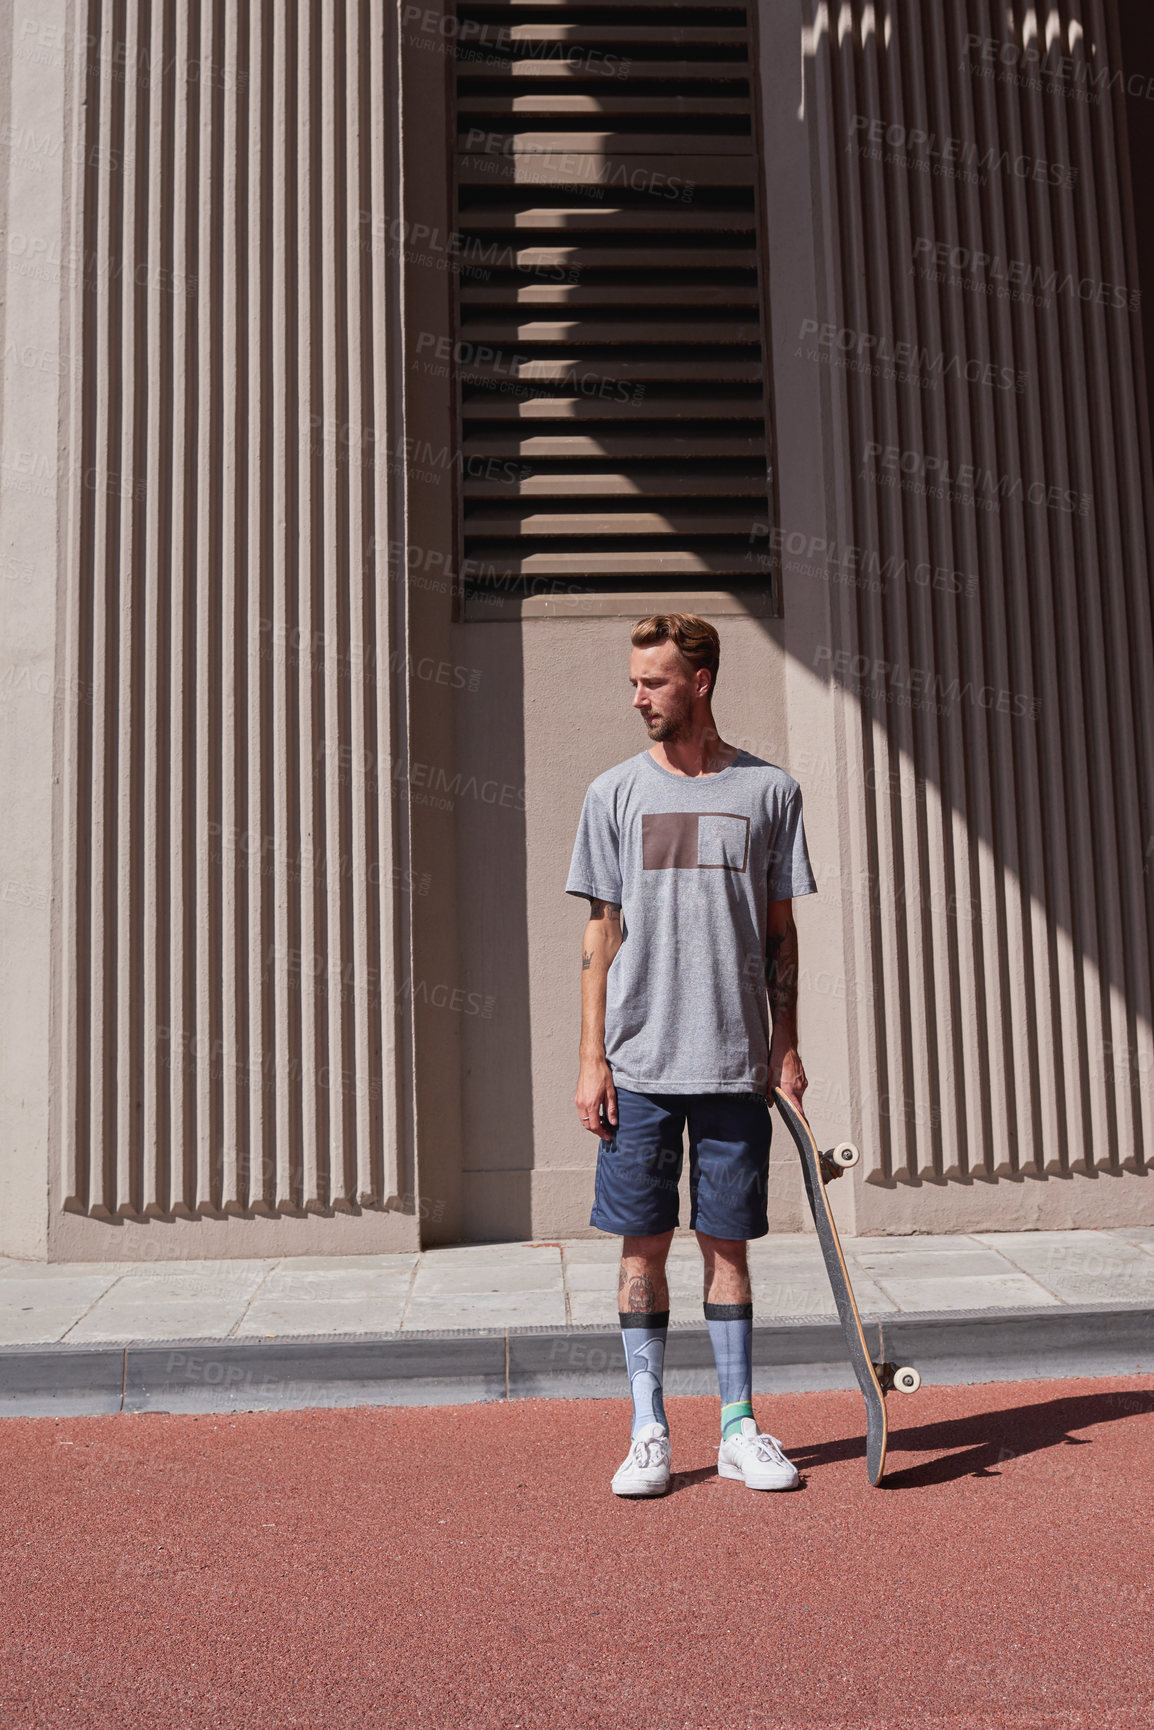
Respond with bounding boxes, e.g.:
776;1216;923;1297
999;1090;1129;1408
764;0;1154;1187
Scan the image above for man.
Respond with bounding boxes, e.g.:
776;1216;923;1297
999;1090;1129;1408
566;612;817;1497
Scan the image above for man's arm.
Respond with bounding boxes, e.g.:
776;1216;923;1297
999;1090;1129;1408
575;898;623;1138
766;896;807;1107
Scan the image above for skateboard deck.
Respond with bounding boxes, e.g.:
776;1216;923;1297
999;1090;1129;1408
773;1087;919;1486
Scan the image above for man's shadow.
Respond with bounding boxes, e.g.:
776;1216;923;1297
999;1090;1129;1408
789;1389;1154;1489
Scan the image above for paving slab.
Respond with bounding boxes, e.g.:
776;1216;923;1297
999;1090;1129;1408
237;1298;409;1338
847;1246;1021;1281
409;1263;564;1299
267;1254;419;1275
976;1236;1154;1305
255;1266;414;1302
864;1272;1062;1312
0;1267;123;1297
0;1275;124;1310
94;1261;272;1300
63;1300;252;1344
0;1306;98;1346
1107;1227;1154;1250
403;1292;567;1331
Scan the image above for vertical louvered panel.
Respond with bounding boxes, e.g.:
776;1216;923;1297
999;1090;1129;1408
809;0;1154;1184
453;0;776;591
63;0;405;1220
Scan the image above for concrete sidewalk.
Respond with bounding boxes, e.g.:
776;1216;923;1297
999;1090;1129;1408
3;1225;1153;1345
2;1228;1151;1418
2;1224;1154;1342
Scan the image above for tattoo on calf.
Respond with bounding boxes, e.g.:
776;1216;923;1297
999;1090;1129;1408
618;1269;659;1313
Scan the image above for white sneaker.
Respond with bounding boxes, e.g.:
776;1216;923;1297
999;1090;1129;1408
611;1421;671;1497
717;1417;799;1490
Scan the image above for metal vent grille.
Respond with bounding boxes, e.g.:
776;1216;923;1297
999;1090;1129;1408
451;0;775;604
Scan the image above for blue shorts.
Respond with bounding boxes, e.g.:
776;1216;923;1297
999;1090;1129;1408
590;1088;772;1242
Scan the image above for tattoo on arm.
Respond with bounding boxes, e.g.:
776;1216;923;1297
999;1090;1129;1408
582;947;594;971
765;917;799;1024
589;898;621;924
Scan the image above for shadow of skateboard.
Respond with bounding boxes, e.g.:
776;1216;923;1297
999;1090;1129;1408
773;1087;920;1485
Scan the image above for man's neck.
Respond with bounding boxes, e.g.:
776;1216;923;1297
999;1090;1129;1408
649;719;738;779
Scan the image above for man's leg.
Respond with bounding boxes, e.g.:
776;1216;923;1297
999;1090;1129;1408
698;1232;754;1438
689;1094;797;1488
618;1230;674;1436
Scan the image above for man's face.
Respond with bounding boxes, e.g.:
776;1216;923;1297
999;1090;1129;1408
629;642;701;742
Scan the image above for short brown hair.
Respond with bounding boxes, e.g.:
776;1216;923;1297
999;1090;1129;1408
631;612;721;698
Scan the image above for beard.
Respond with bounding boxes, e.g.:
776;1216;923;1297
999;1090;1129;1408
642;690;694;742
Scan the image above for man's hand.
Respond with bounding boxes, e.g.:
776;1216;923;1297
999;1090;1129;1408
575;1055;618;1140
770;1033;807;1111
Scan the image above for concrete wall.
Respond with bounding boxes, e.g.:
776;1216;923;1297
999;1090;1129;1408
2;0;1151;1259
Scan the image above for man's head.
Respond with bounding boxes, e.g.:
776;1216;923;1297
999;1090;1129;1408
629;613;721;743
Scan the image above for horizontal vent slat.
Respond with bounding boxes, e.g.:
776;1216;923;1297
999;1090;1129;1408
459;205;756;230
462;470;768;497
462;433;765;456
458;285;759;307
464;509;764;536
491;245;755;266
461;395;763;418
464;551;774;578
459;96;751;116
455;60;751;80
458;358;763;383
457;153;755;184
458;321;762;344
457;132;751;154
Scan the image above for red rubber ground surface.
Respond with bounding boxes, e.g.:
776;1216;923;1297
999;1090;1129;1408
2;1376;1152;1730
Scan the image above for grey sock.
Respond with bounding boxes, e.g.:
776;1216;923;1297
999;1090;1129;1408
619;1311;670;1436
704;1301;754;1438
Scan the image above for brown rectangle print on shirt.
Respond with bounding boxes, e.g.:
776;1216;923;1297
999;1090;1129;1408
642;812;750;873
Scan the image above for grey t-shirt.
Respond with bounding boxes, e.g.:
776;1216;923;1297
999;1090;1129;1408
566;748;817;1095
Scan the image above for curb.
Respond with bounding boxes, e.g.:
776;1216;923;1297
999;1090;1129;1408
0;1303;1150;1418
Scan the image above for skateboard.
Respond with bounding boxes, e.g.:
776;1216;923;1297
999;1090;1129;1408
773;1087;920;1485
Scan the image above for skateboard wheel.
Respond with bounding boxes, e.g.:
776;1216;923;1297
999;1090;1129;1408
893;1366;920;1394
831;1142;860;1169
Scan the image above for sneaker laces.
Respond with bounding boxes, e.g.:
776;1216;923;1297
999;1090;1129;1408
744;1430;789;1465
632;1434;668;1469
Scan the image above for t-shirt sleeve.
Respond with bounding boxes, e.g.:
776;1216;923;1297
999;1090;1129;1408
767;785;818;899
565;785;623;905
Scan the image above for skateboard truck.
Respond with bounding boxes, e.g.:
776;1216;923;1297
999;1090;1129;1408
873;1361;921;1394
819;1141;860;1183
